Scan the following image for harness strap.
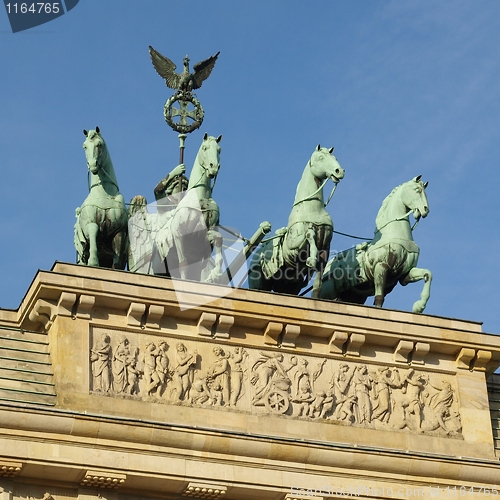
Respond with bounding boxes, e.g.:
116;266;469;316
292;160;338;208
374;209;414;234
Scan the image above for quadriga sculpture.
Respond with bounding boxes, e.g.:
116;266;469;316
128;133;223;282
249;145;345;298
74;127;128;269
320;176;431;313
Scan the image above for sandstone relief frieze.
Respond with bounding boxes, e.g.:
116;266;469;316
89;328;462;438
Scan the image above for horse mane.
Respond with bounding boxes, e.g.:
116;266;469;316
375;181;409;229
86;129;100;140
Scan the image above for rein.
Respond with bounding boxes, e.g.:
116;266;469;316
374;209;420;235
188;159;218;194
87;147;119;192
374;209;412;233
292;160;338;208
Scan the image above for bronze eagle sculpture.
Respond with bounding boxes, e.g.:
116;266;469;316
149;46;220;93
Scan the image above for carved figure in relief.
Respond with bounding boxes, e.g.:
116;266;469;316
319;390;336;419
307;390;334;419
210;384;224;405
371;367;401;423
88;337;463;440
189;376;212;405
90;333;112;392
291;358;326;417
307;391;325;418
228;347;248;407
143;342;160;396
331;363;355;421
205;347;230;405
399;368;425;430
251;352;291;405
422;379;459;434
173;342;197;401
126;356;141;395
112;336;131;393
141;341;169;396
352;364;373;425
291;359;314;416
154;341;170;397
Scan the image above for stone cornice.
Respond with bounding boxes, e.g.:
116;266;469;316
7;262;500;373
0;403;498;486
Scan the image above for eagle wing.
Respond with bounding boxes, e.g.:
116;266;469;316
192;51;220;89
149;46;181;89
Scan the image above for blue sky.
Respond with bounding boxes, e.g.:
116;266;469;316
1;1;499;334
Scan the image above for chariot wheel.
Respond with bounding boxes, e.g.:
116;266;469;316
264;390;290;414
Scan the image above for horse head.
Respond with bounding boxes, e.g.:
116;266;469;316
83;126;105;175
310;145;345;183
198;132;222;179
403;175;430;220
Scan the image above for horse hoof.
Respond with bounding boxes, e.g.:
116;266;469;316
306;257;317;268
412;301;425;314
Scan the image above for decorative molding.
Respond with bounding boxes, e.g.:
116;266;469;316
456;348;475;370
88;328;463;439
474;350;492;372
182;483;227;498
80;470;126;489
0;460;22;478
412;342;430;365
263;322;283;345
215;315;234;339
345;333;365;357
76;294;96;320
126;302;146;328
28;299;56;329
393;340;413;363
145;304;164;329
281;324;300;348
329;330;348;354
57;292;77;317
197;312;217;337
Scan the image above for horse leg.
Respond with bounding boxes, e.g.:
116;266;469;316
305;227;318;269
248;249;272;292
204;229;223;283
112;231;127;270
400;267;432;313
373;262;389;307
311;249;328;299
87;222;99;267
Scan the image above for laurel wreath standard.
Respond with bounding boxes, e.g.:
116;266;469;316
163;92;204;134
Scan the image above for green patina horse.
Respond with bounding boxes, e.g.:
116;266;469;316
128;133;224;282
74;127;128;269
249;145;345;298
320;176;431;313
